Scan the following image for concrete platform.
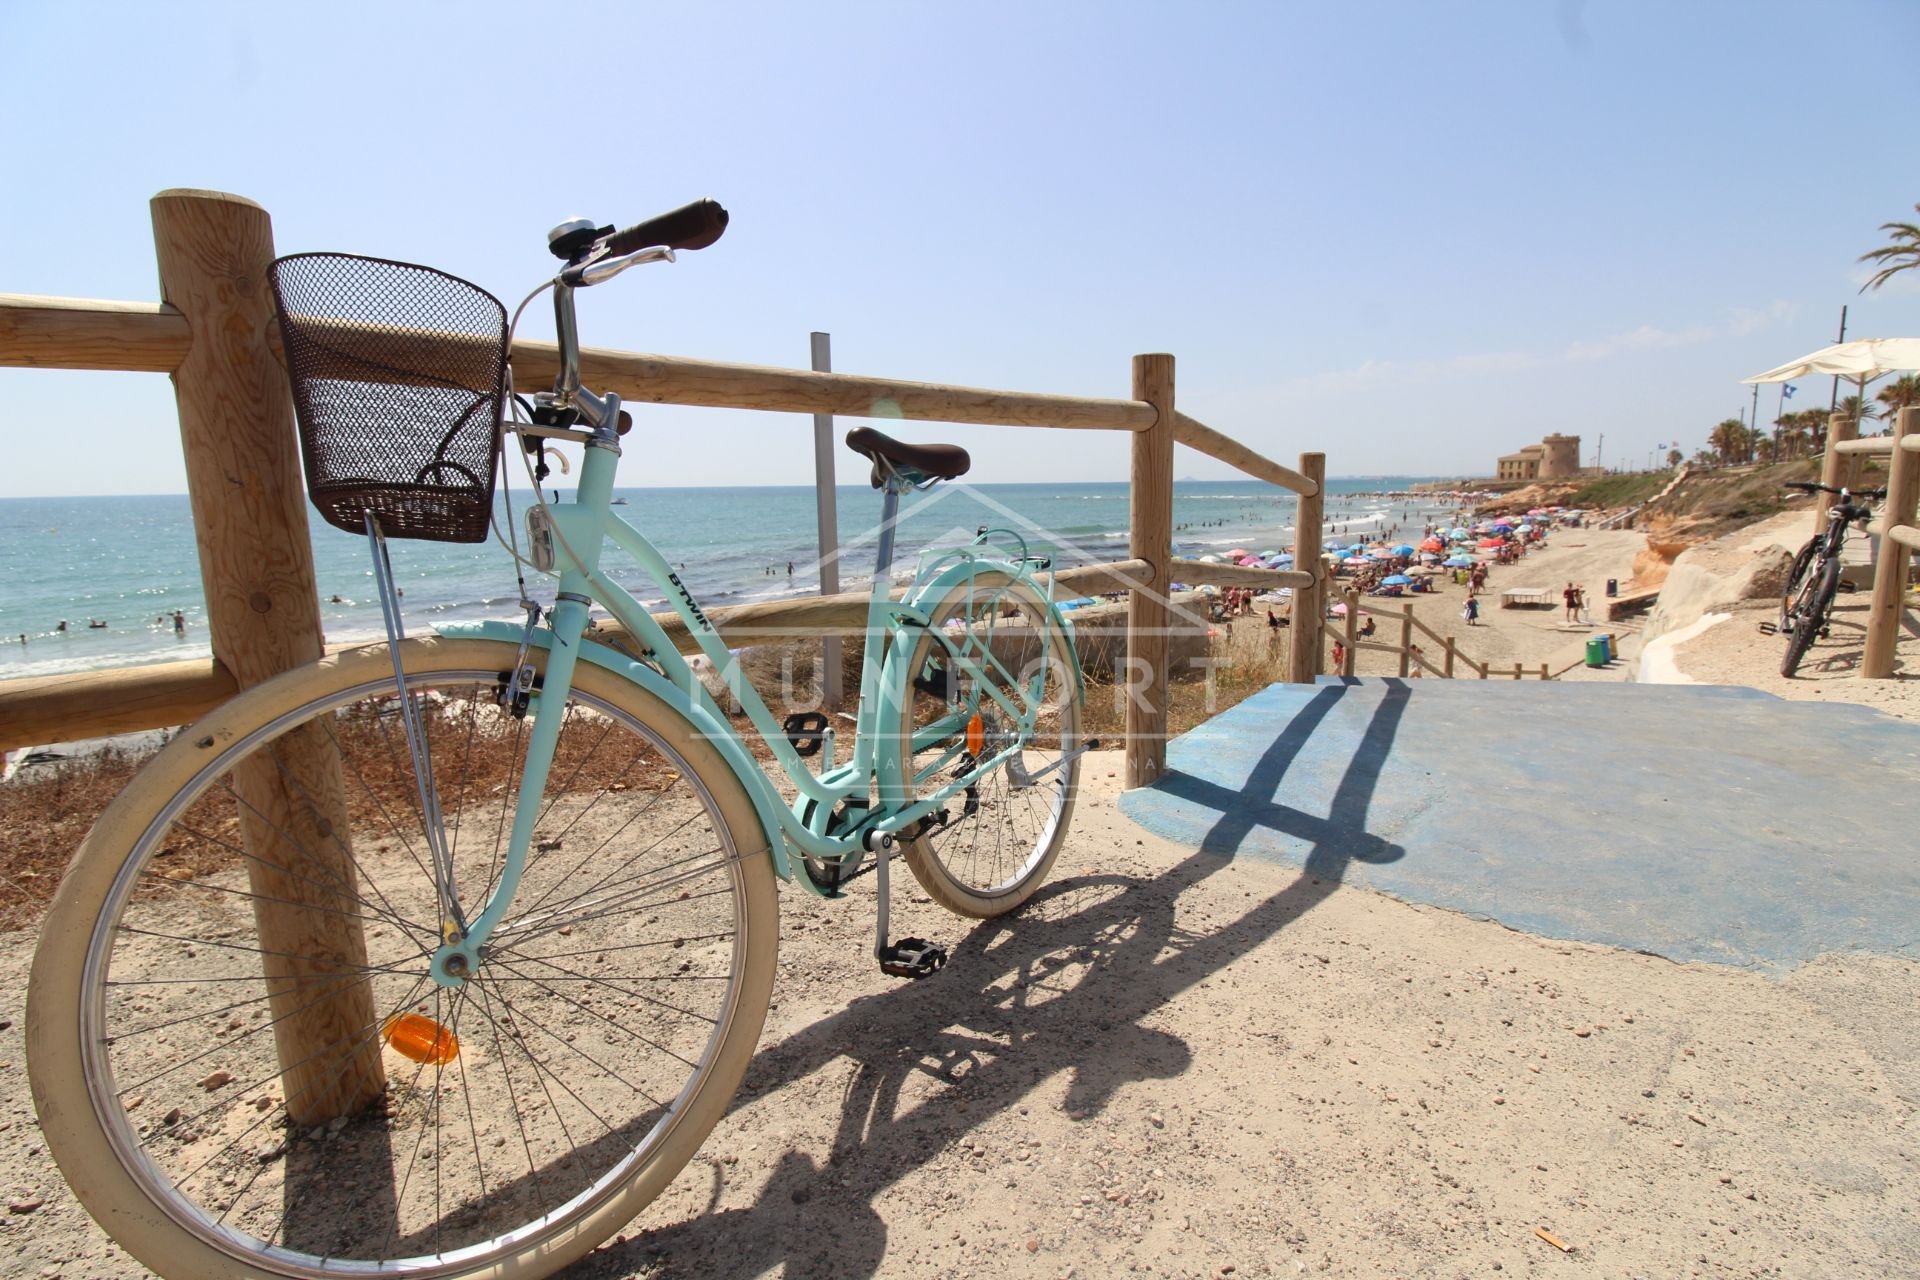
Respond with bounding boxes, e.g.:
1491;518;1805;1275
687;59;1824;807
1118;678;1920;973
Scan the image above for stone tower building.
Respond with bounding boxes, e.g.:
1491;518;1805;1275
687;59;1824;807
1538;434;1580;479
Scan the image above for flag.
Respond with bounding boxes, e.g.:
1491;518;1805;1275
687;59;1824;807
1782;384;1797;399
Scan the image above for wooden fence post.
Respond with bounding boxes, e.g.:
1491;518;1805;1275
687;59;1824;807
1342;590;1358;674
1816;411;1859;533
152;189;383;1123
1287;453;1327;683
1539;662;1550;680
1443;636;1456;678
1125;353;1175;789
1864;405;1919;678
1398;604;1413;677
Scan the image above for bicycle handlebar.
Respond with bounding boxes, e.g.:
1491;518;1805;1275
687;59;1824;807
1785;480;1888;500
603;199;729;256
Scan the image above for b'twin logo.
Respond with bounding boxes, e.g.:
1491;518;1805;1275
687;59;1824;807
666;573;714;631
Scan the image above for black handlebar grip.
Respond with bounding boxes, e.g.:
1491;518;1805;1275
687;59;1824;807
603;199;729;256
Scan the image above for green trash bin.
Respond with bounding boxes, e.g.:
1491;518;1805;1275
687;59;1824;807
1585;637;1608;667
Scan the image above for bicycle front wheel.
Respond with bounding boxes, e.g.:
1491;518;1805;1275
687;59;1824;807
1778;535;1819;634
892;572;1080;917
1780;556;1839;678
28;637;778;1280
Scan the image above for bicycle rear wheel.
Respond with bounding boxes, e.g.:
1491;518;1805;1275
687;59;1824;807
892;572;1080;917
1780;556;1839;678
29;638;777;1280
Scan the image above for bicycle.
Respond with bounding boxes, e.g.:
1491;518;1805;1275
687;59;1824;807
27;201;1086;1280
1769;479;1885;677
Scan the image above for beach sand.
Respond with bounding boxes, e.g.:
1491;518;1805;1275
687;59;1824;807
2;752;1910;1279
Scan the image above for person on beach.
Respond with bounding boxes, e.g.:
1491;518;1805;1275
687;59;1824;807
1359;615;1376;639
173;610;186;635
56;620;68;632
1463;596;1479;626
1331;639;1346;671
1563;582;1579;622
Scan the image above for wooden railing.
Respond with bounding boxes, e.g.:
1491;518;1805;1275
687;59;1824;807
0;190;1329;781
1834;405;1920;678
0;188;1340;1123
1324;586;1563;680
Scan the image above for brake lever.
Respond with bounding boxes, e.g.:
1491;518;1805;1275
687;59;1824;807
561;245;676;288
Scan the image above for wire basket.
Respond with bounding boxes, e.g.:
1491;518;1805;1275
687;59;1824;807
269;253;510;543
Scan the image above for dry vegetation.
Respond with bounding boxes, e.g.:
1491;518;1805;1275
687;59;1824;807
4;617;1287;931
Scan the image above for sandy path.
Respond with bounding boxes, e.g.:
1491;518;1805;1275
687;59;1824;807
4;750;1912;1279
1336;529;1647;679
1644;509;1920;723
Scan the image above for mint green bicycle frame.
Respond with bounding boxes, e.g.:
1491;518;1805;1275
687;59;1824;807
429;419;1075;982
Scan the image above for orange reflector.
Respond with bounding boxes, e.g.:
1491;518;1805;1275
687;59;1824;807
965;713;985;755
384;1013;459;1065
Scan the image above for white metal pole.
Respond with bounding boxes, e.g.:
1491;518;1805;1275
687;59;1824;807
810;332;843;710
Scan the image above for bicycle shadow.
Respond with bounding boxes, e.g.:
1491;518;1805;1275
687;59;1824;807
572;682;1409;1279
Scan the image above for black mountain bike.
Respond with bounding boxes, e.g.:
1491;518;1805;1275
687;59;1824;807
1771;480;1885;677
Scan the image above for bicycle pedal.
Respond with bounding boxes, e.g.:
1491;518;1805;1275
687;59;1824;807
1836;580;1859;593
782;711;830;757
1757;622;1778;636
877;937;947;980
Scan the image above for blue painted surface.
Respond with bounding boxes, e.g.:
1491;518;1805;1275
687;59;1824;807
1117;678;1920;972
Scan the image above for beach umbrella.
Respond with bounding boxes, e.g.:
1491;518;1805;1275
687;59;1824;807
1420;538;1445;551
1478;538;1503;548
1197;553;1223;563
1226;548;1250;559
1444;555;1473;567
1392;543;1415;556
1343;556;1370;566
1259;550;1281;558
1382;574;1413;585
1449;527;1468;539
1330;602;1349;616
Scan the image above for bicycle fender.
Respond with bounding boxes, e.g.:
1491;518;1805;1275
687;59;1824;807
437;621;795;882
905;557;1085;702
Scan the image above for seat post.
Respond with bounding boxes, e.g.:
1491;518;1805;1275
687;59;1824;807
872;468;914;581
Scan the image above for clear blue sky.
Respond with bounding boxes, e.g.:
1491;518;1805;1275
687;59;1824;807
4;0;1917;496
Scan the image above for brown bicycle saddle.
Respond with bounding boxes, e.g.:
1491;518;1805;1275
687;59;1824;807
844;426;971;487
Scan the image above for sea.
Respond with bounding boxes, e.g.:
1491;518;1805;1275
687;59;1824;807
0;478;1473;681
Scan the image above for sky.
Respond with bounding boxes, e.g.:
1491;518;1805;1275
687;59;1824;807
3;0;1918;497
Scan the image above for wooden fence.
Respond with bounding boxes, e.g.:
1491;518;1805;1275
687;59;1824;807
0;189;1329;786
1323;586;1585;681
1816;405;1919;679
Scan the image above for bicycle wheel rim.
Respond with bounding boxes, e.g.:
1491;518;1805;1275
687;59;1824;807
62;660;763;1278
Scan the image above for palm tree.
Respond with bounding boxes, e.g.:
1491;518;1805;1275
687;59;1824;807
1838;394;1878;433
1666;448;1684;468
1708;417;1750;464
1858;203;1920;293
1876;374;1920;430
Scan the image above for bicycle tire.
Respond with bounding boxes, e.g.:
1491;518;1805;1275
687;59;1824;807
28;637;778;1280
1780;556;1839;678
1778;536;1820;634
892;572;1080;917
